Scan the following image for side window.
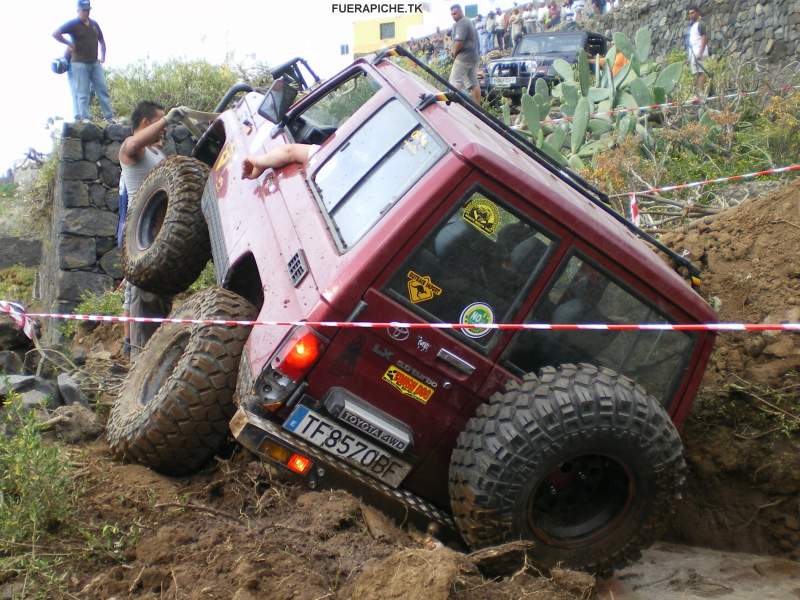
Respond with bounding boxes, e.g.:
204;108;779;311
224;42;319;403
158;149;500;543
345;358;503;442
313;100;445;249
288;72;380;145
384;191;555;349
502;255;696;404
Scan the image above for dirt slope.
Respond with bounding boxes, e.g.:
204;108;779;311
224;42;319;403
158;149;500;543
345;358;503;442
660;179;800;558
64;441;589;600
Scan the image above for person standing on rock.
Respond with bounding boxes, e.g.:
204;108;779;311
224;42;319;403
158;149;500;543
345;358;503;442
686;5;710;95
53;0;115;123
449;4;481;104
118;101;184;357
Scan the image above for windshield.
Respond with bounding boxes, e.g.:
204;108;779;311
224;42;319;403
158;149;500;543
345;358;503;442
516;33;585;55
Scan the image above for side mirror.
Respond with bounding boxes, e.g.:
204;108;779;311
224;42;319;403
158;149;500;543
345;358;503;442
257;77;298;124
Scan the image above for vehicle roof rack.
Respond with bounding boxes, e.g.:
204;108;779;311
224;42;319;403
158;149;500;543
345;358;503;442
373;45;702;281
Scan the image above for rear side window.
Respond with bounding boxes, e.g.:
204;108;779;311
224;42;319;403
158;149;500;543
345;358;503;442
384;190;555;349
502;255;696;404
313;100;444;249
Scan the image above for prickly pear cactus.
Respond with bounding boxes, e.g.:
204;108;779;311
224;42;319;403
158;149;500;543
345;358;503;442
518;27;686;168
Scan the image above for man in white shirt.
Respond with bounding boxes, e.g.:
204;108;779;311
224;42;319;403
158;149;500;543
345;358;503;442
537;2;549;28
686;5;709;93
523;4;536;33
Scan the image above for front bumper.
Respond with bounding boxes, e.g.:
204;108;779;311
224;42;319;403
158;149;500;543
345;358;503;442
230;406;457;535
487;74;554;97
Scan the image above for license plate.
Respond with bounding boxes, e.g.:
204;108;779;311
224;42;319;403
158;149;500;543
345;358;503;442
493;76;516;87
283;405;412;487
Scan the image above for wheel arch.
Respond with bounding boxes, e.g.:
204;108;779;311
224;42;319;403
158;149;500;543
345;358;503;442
193;119;227;168
224;252;265;313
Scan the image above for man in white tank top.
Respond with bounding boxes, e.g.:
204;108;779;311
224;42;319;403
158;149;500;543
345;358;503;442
118;101;185;357
686;5;709;94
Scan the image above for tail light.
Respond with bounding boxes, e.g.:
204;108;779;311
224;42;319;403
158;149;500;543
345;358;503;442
286;453;313;475
273;328;325;381
259;438;313;476
253;326;328;413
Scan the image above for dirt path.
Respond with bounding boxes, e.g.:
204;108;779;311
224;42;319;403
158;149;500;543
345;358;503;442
58;439;592;600
35;436;800;599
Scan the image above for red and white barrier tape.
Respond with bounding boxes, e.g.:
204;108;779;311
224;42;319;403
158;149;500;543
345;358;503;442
611;163;800;198
0;301;37;340
542;85;800;126
3;301;798;341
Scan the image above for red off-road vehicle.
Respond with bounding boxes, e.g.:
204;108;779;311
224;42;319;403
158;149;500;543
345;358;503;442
108;49;716;572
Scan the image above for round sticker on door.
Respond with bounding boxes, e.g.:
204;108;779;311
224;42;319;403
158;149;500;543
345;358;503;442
459;302;494;338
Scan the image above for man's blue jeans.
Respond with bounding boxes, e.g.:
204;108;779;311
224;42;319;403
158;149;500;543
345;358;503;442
72;61;114;120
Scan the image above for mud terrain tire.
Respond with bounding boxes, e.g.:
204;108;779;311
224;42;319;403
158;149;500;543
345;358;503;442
123;156;211;295
449;363;686;573
107;288;255;475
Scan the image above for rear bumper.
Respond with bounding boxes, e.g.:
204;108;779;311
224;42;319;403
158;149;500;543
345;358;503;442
230;406;457;536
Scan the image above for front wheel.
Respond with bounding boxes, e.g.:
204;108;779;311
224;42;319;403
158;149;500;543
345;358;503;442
107;288;256;475
449;363;686;574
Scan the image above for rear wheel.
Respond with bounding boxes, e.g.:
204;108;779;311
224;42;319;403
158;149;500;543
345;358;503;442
107;288;256;475
449;363;686;574
123;156;211;295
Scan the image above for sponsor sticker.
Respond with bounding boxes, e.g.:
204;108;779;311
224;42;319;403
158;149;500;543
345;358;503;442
382;364;434;404
215;141;235;172
214;168;229;196
460;302;494;338
407;271;443;304
462;196;501;240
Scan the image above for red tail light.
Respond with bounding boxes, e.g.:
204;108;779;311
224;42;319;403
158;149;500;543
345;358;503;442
273;327;326;381
286;453;313;475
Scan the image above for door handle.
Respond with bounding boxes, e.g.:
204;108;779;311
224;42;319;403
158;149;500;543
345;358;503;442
436;348;476;375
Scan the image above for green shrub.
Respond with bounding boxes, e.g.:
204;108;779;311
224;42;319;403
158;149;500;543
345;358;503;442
0;266;36;305
190;261;217;292
0;182;16;198
759;91;800;164
106;59;241;117
0;390;75;545
61;288;123;338
8;151;59;239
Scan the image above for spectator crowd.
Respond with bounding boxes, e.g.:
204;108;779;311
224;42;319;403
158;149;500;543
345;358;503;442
407;0;624;65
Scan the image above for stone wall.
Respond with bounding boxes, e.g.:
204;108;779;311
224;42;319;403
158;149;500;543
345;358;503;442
40;121;194;345
0;237;41;270
587;0;800;63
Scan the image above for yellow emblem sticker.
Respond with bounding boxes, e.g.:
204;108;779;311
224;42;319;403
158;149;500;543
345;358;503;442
215;142;235;172
407;270;443;304
382;365;434;404
463;196;501;241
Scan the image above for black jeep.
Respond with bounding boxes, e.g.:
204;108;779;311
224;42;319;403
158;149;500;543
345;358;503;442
485;30;608;101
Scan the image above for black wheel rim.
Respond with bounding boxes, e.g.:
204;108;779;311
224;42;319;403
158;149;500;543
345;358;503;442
137;189;168;251
529;454;634;546
137;330;190;407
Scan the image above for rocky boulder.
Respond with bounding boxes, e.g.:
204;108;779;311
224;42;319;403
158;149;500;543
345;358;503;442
0;374;61;410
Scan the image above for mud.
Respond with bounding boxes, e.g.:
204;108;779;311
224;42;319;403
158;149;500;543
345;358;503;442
59;441;594;599
600;542;800;599
661;180;800;558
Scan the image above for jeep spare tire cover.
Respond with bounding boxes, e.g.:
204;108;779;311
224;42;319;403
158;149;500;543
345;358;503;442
123;155;211;295
107;288;255;476
449;363;686;574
